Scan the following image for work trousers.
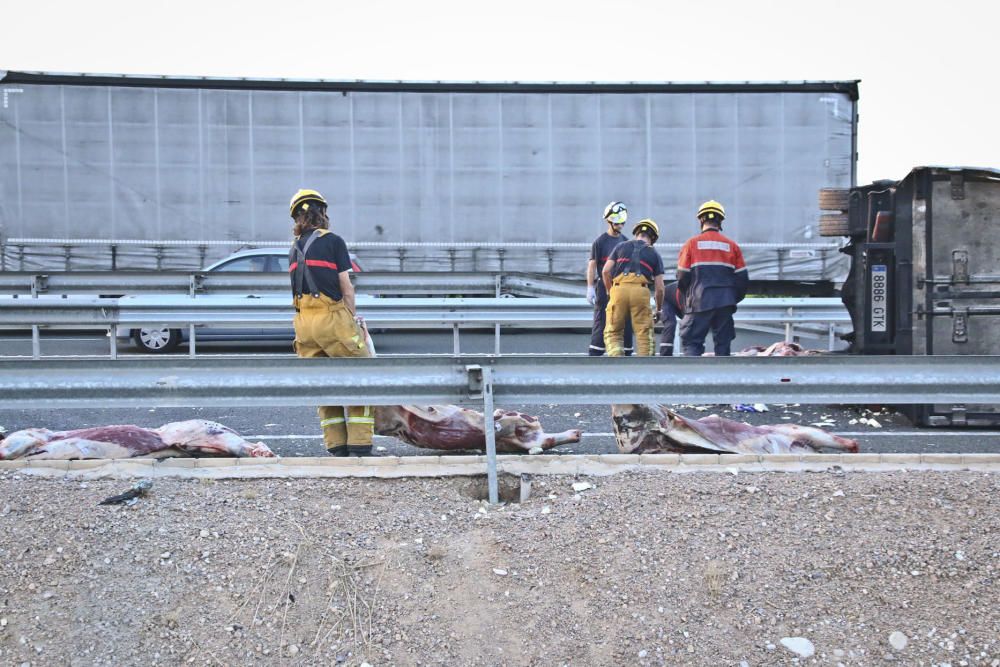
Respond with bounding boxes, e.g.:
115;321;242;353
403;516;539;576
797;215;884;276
590;288;633;356
679;306;737;357
604;275;655;356
293;294;374;451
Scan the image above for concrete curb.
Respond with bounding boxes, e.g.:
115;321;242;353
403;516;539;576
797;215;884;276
1;453;999;480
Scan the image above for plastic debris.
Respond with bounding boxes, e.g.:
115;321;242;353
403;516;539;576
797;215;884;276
99;479;153;506
571;481;594;492
731;403;770;413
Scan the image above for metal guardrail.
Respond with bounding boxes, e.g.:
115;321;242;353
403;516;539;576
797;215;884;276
0;271;584;298
1;354;997;502
0;295;850;357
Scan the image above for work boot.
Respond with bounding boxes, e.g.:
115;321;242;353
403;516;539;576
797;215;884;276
326;445;349;457
347;445;374;457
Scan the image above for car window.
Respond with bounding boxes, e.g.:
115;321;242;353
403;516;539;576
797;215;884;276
212;256;269;272
274;255;290;272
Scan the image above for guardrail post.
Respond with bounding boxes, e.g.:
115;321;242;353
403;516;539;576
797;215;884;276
31;325;40;359
63;245;72;271
198;245;207;269
828;324;836;352
189;325;197;358
109;327;117;360
397;247;407;271
0;229;6;271
17;245;25;271
466;364;499;505
448;248;457;272
452;324;461;355
110;244;118;271
545;247;554;275
155;245;165;271
497;248;506;273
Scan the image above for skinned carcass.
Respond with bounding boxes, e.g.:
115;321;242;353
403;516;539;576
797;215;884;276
0;420;275;460
375;405;582;453
737;341;821;356
612;404;859;455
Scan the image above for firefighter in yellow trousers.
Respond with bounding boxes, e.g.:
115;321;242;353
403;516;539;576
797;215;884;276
288;189;374;457
601;219;666;356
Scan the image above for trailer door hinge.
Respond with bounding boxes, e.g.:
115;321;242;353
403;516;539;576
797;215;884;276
951;250;970;284
952;309;969;343
950;171;965;199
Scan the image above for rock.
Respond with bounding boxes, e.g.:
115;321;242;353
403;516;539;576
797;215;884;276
541;506;551;515
780;637;815;658
572;482;593;492
638;649;647;658
199;529;210;538
492;568;508;576
286;645;299;657
528;446;543;455
889;631;908;651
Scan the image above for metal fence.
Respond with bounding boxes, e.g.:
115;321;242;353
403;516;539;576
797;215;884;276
0;354;996;502
0;295;850;357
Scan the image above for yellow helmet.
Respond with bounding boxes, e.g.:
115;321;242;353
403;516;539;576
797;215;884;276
632;218;659;243
289;189;328;217
697;200;726;223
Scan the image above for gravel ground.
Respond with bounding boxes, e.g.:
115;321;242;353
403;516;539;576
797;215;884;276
1;469;998;667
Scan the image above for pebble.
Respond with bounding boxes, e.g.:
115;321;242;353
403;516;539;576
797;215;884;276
889;631;908;651
638;649;648;658
528;446;543;455
160;552;171;560
492;568;508;576
780;637;815;658
199;529;210;538
572;482;593;492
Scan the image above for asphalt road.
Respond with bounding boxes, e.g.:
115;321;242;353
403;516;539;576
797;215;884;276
2;329;999;456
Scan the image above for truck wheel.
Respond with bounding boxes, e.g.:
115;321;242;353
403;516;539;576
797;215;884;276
818;187;851;211
133;327;181;353
818;213;850;237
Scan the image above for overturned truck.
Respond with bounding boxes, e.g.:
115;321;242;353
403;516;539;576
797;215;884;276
820;166;1000;426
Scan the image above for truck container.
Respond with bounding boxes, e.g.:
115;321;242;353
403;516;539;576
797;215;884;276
826;166;1000;425
0;71;857;288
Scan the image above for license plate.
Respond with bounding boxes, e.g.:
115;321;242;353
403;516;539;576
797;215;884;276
871;264;888;332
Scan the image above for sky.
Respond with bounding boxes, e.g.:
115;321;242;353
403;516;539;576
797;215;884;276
2;0;997;184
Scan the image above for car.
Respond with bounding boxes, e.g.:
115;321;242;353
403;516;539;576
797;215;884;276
124;248;362;353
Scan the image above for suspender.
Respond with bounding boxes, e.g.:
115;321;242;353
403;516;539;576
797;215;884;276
290;232;322;298
625;240;646;277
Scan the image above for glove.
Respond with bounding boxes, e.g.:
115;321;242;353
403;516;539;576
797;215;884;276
654;311;662;324
586;285;596;305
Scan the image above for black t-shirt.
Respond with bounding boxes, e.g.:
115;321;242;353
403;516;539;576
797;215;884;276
608;239;665;283
590;231;629;297
289;229;352;301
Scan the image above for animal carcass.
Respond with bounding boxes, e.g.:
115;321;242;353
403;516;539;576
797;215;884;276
375;405;582;453
0;420;275;460
737;341;820;356
611;404;859;455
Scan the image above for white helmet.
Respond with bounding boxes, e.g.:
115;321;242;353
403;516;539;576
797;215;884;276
603;201;628;225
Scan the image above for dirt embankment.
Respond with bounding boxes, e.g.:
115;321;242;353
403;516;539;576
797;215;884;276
0;469;997;666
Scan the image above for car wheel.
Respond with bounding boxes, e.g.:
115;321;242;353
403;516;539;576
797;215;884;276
133;327;181;353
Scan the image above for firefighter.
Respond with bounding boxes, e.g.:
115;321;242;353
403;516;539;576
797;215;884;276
288;188;374;457
586;201;634;356
676;200;749;356
601;218;665;356
657;281;685;356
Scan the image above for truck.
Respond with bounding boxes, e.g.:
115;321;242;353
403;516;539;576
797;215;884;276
822;166;1000;425
0;71;858;291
